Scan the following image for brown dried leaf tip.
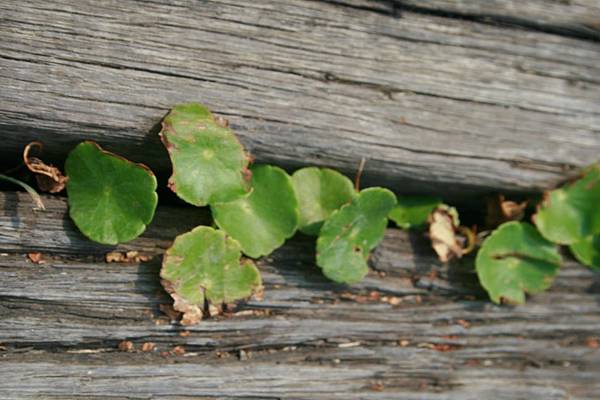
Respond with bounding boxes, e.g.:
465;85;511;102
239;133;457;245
159;303;183;322
160;280;202;325
428;206;463;263
485;194;528;228
23;141;67;193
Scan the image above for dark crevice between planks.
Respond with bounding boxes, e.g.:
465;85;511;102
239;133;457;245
317;0;600;42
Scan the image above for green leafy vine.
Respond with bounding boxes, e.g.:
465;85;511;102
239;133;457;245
7;102;599;323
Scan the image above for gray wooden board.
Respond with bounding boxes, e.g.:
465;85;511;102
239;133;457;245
336;0;600;40
0;0;599;201
0;192;599;399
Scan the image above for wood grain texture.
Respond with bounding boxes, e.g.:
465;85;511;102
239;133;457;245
337;0;600;40
1;192;599;399
0;0;599;201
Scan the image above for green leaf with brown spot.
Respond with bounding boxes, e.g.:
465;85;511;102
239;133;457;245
160;103;251;206
160;226;262;325
476;221;562;304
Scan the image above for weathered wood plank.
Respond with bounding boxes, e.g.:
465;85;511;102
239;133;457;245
1;191;599;399
0;0;598;200
337;0;600;40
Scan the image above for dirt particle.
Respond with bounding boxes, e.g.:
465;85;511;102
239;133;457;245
238;349;251;361
370;381;385;391
141;342;156;352
27;252;45;264
585;337;599;349
465;359;481;367
399;339;410;347
118;340;134;352
456;319;471;328
172;346;186;356
431;343;459;352
105;251;152;263
179;331;190;337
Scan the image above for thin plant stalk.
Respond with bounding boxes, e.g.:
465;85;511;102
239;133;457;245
0;173;45;210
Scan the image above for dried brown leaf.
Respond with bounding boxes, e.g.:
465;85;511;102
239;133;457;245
428;206;463;263
23;141;67;193
159;303;182;322
485;194;528;227
160;280;201;325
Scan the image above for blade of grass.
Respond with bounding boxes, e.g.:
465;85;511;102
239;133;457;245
0;173;45;210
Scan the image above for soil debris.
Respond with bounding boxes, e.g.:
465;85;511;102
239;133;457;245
105;251;152;263
141;342;156;352
27;252;45;264
118;340;134;352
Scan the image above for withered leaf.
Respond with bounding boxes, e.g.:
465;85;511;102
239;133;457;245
160;226;262;325
485;194;527;228
23;141;67;193
428;205;463;263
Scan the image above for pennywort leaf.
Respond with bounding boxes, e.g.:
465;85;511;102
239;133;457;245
316;187;396;284
570;234;600;270
160;226;262;325
65;141;158;245
292;167;356;235
533;164;600;244
476;221;562;304
389;195;441;230
212;164;299;258
160;103;251;206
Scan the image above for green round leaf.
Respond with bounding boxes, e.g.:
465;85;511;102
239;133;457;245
292;167;356;235
212;164;299;258
476;222;562;305
533;164;600;244
316;187;397;284
160;103;251;206
65;141;158;245
570;235;600;270
389;195;442;230
160;226;262;325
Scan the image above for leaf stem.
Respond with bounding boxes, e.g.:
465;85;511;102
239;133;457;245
354;157;366;192
458;225;477;255
0;173;45;210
